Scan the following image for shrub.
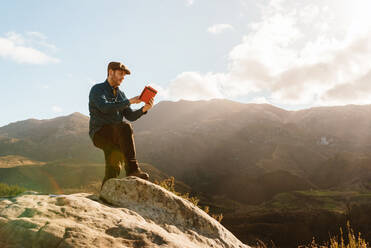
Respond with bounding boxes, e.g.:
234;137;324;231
0;182;27;197
328;221;368;248
304;221;369;248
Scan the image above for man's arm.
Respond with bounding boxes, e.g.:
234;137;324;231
89;86;131;114
122;106;147;121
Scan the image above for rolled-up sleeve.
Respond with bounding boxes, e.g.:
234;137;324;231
89;86;130;114
122;106;147;121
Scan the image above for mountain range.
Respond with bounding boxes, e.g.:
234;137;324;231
1;99;371;204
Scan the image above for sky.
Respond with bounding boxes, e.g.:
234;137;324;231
1;0;371;127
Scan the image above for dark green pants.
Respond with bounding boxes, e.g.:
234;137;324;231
92;121;139;190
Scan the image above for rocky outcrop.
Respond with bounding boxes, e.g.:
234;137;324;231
0;177;249;247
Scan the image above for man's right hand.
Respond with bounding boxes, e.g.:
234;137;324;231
129;96;141;104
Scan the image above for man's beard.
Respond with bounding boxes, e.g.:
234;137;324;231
113;78;121;88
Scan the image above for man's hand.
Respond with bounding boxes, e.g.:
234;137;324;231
129;96;141;104
142;97;154;113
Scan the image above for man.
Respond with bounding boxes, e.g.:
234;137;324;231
88;61;154;190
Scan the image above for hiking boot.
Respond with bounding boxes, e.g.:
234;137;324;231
126;168;149;180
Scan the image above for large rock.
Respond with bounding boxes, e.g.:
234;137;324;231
0;177;249;248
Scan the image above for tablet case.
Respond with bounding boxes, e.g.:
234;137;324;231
139;85;157;104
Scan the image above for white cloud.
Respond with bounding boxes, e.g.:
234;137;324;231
26;31;57;51
185;0;194;7
163;0;371;108
319;70;371;106
207;24;234;34
157;72;226;101
51;106;63;113
0;31;59;64
5;32;25;45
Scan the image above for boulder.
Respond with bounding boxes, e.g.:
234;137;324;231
0;177;249;247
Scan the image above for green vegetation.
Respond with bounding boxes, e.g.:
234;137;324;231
0;182;27;197
154;176;223;223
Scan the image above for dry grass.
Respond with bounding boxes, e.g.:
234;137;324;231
327;221;368;248
298;221;369;248
154;176;223;223
252;221;369;248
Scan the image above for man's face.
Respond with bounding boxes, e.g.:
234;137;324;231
109;69;126;88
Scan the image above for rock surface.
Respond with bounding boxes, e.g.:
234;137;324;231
0;177;249;248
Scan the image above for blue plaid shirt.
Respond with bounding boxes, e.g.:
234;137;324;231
88;79;147;140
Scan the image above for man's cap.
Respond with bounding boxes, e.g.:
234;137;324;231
107;61;131;75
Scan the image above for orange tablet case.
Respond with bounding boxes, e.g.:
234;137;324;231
139;85;157;104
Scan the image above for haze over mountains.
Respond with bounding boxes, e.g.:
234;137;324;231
1;99;371;205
